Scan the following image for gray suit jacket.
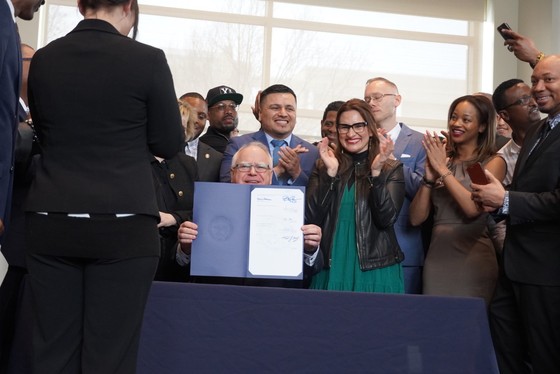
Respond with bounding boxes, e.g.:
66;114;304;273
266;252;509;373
393;123;426;267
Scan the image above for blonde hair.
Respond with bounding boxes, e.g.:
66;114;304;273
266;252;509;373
178;100;196;142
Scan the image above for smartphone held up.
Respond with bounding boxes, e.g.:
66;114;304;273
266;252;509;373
497;22;513;40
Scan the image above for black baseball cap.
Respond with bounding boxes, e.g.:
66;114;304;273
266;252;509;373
205;85;243;108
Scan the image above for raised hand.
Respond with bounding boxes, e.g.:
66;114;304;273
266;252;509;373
318;137;338;177
370;130;394;177
251;90;262;120
422;131;449;177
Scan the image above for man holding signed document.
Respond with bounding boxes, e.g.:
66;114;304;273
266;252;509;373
177;141;322;287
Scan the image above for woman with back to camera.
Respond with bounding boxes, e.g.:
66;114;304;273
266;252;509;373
409;95;506;304
25;0;183;372
306;99;405;293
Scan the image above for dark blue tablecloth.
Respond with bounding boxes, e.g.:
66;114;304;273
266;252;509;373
137;282;498;373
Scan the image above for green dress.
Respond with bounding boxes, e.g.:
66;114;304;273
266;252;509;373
310;184;404;293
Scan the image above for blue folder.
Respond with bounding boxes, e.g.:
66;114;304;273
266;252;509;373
190;182;304;279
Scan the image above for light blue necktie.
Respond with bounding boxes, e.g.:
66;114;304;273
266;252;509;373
271;139;286;166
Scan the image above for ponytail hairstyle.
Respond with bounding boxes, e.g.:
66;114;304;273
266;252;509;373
78;0;139;39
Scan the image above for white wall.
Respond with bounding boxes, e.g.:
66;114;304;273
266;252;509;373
493;0;560;87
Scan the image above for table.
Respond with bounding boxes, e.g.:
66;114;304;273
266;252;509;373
137;282;498;373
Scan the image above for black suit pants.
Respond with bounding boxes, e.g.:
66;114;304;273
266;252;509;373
25;214;160;374
26;253;158;374
489;270;560;374
0;266;31;374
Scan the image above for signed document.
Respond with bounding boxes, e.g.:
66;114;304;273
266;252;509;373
191;182;304;279
248;187;304;277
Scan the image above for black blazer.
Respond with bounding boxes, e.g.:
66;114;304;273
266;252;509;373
26;19;183;217
196;140;222;182
152;153;198;229
152;153;197;282
505;118;560;286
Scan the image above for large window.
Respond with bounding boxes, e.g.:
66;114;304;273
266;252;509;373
39;0;487;140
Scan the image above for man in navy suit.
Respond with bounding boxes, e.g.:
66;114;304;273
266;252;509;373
364;77;427;294
220;84;319;186
0;0;43;242
1;1;43;371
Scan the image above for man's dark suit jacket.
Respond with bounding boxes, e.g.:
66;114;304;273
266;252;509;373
0;2;21;242
26;19;183;256
220;129;319;186
196;140;222;182
505;118;560;286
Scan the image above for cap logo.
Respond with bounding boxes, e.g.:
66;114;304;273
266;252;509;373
220;87;233;94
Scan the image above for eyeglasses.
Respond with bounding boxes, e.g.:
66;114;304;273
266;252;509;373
364;93;396;104
337;122;368;134
232;162;271;173
210;103;238;112
501;95;533;110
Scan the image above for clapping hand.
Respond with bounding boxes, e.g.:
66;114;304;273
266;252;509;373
371;130;395;177
318;137;338;177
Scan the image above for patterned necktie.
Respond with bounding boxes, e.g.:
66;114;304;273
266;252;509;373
529;119;556;155
271;139;286;166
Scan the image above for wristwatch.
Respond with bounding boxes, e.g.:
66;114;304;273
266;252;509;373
530;52;545;69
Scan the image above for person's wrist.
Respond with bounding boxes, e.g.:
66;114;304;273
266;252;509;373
327;167;337;177
422;175;435;188
304;245;317;254
180;242;191;255
423;175;435;184
439;170;452;180
530;51;545;69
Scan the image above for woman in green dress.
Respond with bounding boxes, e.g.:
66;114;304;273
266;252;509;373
306;99;405;293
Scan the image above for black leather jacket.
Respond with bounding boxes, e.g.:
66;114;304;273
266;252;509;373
306;158;405;271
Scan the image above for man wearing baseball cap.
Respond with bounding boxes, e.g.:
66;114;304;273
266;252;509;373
199;85;243;153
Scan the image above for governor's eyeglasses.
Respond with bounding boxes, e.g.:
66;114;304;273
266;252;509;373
233;162;271;173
